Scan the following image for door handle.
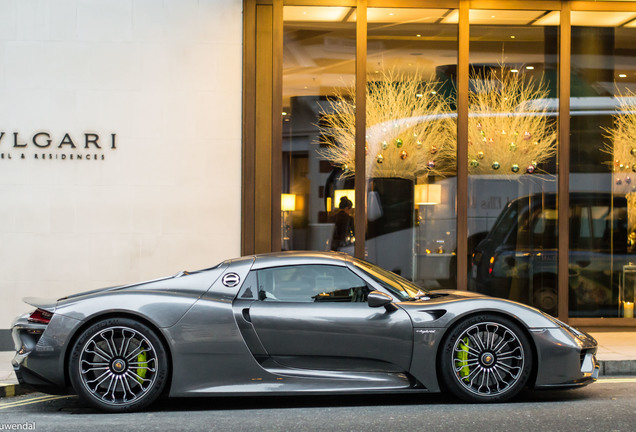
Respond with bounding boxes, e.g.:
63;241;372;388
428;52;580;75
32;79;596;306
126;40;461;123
242;308;252;323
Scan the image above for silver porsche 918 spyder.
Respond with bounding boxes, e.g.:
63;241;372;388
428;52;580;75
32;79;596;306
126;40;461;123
12;252;598;412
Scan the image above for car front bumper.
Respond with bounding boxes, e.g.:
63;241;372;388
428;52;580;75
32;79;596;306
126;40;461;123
531;326;599;389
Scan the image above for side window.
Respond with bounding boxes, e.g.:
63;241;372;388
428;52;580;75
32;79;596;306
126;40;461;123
257;265;368;303
237;271;258;300
531;208;558;249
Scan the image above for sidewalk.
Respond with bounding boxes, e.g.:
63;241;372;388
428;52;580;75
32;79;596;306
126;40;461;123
1;331;635;397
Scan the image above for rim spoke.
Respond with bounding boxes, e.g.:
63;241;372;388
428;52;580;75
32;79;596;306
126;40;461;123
86;343;112;362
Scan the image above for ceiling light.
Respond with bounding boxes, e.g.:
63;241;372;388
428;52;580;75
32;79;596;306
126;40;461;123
511;69;519;73
526;66;535;70
619;74;627;78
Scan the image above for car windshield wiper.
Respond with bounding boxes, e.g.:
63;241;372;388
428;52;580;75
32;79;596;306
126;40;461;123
410;290;431;301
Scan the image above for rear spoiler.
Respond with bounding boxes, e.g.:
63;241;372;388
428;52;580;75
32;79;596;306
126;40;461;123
23;297;58;312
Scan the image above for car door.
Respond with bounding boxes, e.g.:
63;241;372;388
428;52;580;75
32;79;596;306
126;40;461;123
235;264;413;373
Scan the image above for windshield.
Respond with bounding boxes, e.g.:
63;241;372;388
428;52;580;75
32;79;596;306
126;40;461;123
352;258;426;300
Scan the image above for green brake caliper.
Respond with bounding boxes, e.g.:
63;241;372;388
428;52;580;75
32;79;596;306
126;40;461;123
456;337;470;382
136;348;148;383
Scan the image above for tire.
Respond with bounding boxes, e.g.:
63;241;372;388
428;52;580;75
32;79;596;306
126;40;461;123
439;314;533;403
533;286;557;315
68;317;169;412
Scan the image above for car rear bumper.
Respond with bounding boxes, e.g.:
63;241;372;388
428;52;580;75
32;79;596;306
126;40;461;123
11;312;80;394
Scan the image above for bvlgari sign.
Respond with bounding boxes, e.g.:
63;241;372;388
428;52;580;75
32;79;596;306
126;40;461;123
0;131;117;160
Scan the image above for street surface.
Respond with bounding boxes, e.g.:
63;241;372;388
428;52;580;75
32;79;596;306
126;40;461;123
0;378;635;432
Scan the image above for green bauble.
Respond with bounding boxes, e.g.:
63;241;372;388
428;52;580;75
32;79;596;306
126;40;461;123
470;159;479;168
382;140;388;150
477;151;484;159
492;161;500;170
509;142;517;152
395;138;403;148
631;148;636;157
377;154;384;164
511;164;520;173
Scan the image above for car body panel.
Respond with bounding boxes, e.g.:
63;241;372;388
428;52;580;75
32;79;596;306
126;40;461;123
11;251;598;402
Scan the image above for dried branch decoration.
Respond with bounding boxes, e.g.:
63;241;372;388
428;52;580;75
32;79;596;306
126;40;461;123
318;70;454;180
602;91;636;183
443;66;557;175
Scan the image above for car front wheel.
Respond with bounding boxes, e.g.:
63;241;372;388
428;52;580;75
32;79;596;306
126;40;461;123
69;317;169;412
439;314;533;402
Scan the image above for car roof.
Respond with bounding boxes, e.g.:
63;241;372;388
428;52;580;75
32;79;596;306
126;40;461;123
249;251;353;270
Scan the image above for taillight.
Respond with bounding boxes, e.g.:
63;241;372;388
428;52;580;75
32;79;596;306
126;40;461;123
488;254;497;275
28;308;53;324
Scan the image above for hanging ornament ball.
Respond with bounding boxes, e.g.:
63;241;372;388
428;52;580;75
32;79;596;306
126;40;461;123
343;164;349;171
488;138;494;144
511;164;520;173
632;163;636;173
430;145;438;154
620;163;625;169
470;159;479;168
395;138;404;148
501;130;507;135
376;154;384;164
492;161;500;170
627;177;632;185
477;151;484;159
482;137;487;142
617;178;623;186
523;131;532;140
509;142;517;152
531;161;538;168
631;148;636;157
382;140;388;150
427;160;436;169
416;140;423;149
477;122;482;131
400;151;408;160
480;130;486;137
526;165;535;174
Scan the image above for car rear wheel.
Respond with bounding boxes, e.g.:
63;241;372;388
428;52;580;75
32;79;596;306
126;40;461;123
69;317;169;412
439;314;532;403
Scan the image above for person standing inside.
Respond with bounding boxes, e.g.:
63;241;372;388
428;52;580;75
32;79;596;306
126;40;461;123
331;196;354;251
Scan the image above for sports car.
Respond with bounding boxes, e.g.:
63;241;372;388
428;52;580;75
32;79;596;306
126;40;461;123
11;251;598;412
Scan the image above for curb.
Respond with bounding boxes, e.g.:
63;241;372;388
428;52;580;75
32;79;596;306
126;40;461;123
0;383;33;398
598;359;636;376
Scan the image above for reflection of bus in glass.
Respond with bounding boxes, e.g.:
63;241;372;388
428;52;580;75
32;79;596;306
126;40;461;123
468;192;631;316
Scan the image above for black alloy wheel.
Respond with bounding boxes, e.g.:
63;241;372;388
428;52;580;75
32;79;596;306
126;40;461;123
439;314;533;403
69;317;169;412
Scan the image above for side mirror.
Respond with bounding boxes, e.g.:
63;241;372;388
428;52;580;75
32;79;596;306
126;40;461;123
367;290;393;308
